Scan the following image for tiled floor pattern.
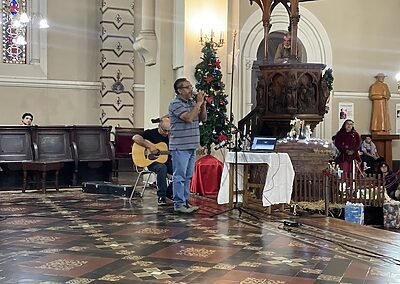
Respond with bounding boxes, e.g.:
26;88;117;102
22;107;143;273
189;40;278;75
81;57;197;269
0;189;399;283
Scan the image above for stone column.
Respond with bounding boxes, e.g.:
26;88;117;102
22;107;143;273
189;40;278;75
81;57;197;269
100;0;135;128
133;0;175;129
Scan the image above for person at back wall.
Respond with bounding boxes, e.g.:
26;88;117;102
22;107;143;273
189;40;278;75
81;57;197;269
21;112;34;126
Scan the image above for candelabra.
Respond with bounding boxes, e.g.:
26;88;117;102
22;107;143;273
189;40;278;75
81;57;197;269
199;29;224;48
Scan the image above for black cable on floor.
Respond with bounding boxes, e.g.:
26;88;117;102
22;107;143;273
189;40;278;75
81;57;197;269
279;224;400;267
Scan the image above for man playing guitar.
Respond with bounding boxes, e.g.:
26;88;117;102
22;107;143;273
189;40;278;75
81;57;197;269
132;117;172;206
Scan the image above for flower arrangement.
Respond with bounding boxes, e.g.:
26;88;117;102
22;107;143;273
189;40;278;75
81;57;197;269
289;117;303;138
304;124;312;141
289;117;312;140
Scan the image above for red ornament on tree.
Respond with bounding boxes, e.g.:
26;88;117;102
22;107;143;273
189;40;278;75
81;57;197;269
217;133;228;142
205;76;213;83
215;59;221;69
206;96;214;104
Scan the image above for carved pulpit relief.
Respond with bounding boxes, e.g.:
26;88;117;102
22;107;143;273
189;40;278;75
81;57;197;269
297;74;316;114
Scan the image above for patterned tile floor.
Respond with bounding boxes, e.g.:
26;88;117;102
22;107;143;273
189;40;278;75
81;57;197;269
0;188;399;284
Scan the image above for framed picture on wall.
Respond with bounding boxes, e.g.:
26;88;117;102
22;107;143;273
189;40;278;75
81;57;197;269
338;102;354;128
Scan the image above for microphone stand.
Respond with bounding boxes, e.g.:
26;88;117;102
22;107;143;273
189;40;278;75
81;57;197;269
211;121;259;220
210;30;258;220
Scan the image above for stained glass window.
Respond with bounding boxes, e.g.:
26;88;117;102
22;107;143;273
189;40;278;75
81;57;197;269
2;0;27;64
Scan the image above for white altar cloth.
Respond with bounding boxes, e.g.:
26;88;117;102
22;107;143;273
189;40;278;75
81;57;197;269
217;152;295;206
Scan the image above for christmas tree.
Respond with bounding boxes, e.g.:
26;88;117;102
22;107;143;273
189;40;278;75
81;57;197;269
194;41;231;154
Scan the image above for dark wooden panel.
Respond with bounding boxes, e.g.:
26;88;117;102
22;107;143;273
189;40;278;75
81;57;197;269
31;126;76;186
114;127;143;158
0;126;33;162
33;126;74;161
73;126;112;161
72;126;113;183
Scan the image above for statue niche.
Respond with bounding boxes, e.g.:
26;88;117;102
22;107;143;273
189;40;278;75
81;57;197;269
297;74;316;114
267;73;287;113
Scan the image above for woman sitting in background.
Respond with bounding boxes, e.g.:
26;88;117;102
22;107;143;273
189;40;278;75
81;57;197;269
379;162;400;201
334;119;362;177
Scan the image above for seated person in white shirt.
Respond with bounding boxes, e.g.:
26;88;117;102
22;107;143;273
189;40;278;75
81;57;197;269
360;135;384;173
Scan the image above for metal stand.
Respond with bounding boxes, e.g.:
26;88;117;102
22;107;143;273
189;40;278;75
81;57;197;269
211;130;259;220
210;30;258;220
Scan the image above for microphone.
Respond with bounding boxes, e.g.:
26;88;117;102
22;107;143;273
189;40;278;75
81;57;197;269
214;140;228;150
193;91;209;99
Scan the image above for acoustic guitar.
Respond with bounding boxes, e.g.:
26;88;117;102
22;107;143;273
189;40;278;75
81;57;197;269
131;141;169;167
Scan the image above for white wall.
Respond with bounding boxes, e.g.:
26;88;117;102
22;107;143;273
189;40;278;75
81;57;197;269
0;0;102;125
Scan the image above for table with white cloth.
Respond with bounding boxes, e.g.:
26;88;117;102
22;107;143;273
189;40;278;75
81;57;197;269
217;152;295;209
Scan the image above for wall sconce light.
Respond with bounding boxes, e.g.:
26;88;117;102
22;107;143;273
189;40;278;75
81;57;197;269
396;72;400;92
199;29;224;48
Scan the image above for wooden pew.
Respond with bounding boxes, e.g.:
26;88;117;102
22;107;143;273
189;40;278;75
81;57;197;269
0;125;115;189
113;127;143;178
0;126;34;188
72;125;114;183
31;126;77;186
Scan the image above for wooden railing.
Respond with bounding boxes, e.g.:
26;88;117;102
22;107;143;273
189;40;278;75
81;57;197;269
292;172;385;207
237;109;262;137
244;168;386;214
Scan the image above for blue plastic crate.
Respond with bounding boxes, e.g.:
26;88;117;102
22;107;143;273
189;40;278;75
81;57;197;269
345;202;364;225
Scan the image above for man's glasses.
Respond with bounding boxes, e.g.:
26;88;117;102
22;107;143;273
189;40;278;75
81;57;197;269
160;126;170;133
180;85;192;89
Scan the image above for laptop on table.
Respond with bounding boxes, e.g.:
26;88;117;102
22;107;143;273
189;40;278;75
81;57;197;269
249;136;277;152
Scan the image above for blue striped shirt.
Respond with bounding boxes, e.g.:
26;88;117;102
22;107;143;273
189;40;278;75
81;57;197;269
168;96;200;150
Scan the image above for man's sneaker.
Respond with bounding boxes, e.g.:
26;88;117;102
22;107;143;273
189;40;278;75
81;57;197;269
186;201;199;211
174;205;195;214
158;197;167;206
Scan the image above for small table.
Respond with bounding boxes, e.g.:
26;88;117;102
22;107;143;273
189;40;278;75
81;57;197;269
22;161;62;193
217;152;295;209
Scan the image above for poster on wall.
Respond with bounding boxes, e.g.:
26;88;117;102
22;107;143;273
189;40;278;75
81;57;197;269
338;102;354;128
396;104;400;134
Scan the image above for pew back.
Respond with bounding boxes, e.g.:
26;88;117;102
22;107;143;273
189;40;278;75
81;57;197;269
32;126;74;161
0;125;114;188
72;126;113;161
0;126;33;162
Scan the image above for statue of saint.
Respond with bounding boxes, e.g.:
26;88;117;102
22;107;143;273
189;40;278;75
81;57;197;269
369;73;391;134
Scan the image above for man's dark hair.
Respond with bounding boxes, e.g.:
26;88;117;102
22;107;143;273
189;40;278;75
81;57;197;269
22;112;33;120
173;78;188;95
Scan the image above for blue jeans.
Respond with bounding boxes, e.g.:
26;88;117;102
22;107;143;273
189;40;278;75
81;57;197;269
147;160;173;199
171;149;196;209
